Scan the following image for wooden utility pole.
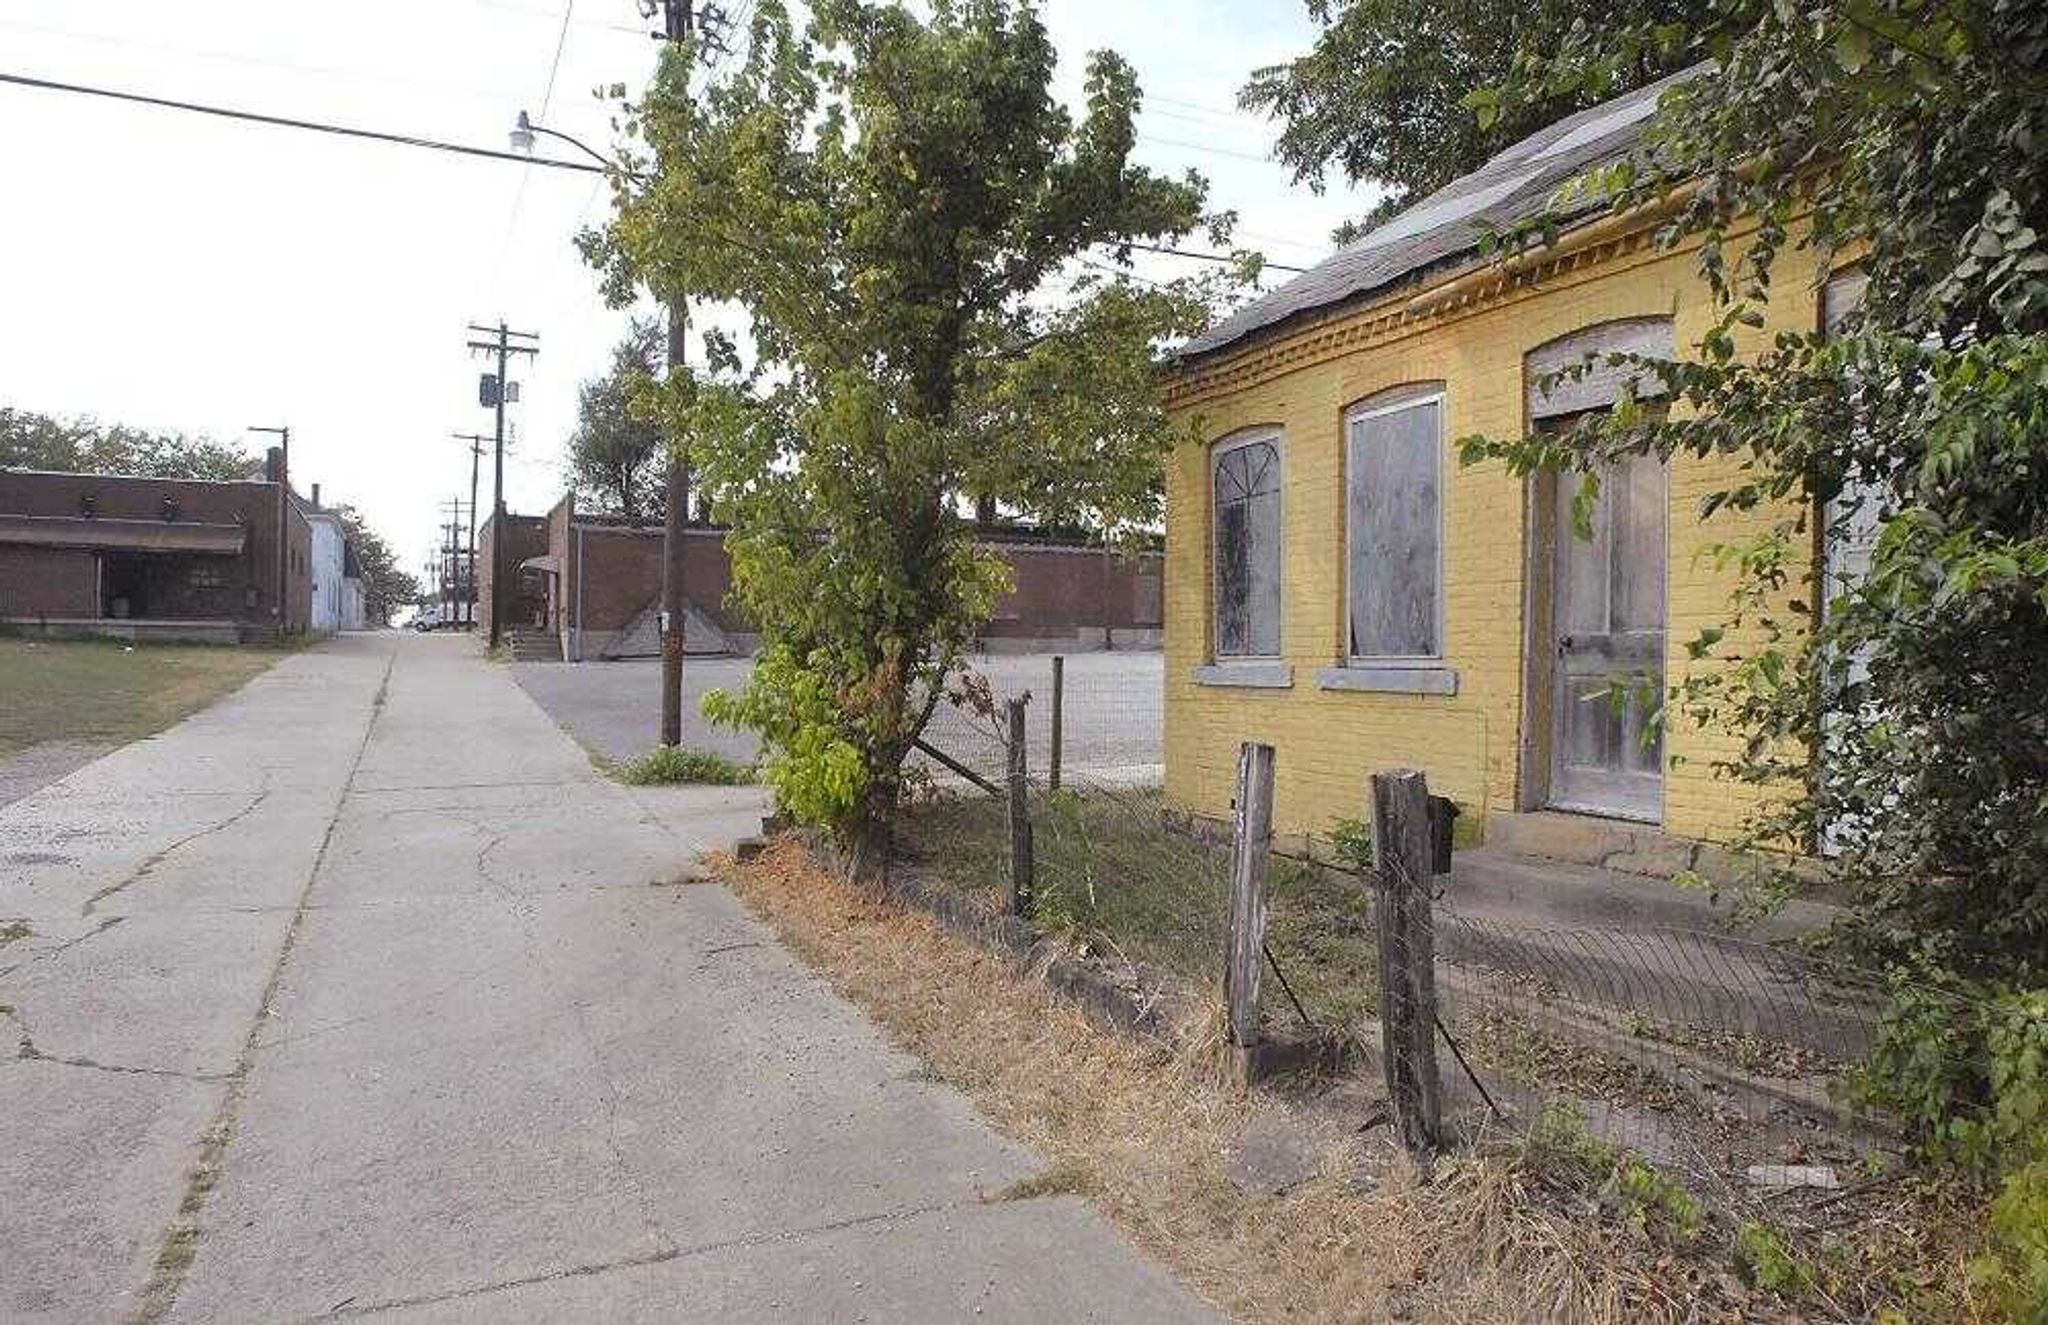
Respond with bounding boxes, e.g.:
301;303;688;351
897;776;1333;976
453;433;489;628
465;322;538;648
656;0;695;747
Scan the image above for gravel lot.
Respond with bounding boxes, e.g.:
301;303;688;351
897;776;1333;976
511;650;1162;784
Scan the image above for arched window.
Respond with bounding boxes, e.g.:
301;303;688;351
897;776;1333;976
1211;430;1282;658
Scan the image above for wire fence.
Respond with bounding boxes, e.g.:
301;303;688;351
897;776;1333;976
893;706;1991;1221
911;651;1162;794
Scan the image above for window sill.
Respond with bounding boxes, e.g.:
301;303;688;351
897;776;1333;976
1192;661;1294;690
1318;664;1459;696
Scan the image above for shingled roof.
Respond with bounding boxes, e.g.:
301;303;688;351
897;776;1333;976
1176;66;1702;365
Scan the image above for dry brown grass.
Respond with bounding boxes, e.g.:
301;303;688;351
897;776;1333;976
721;837;1794;1324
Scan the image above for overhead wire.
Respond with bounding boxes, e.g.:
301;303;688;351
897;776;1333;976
0;70;606;174
0;69;1302;280
488;0;581;298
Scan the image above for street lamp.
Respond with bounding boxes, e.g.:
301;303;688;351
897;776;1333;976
508;111;618;173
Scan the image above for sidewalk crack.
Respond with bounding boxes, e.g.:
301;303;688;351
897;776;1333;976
323;1199;965;1318
81;786;271;918
129;643;398;1325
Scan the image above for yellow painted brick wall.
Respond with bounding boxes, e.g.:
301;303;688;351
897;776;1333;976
1164;234;1827;846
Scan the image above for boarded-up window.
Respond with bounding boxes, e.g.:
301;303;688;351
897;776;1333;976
1527;317;1675;421
1212;433;1281;657
1347;394;1441;658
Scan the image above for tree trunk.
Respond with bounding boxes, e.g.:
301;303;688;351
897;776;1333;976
841;775;899;886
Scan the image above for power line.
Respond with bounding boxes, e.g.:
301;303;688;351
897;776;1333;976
1137;133;1272;164
0;70;606;174
0;70;1295;273
534;1;578;121
0;20;534;103
1110;240;1306;275
489;1;582;300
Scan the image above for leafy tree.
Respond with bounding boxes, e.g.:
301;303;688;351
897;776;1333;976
564;319;669;521
587;0;1241;875
0;407;255;481
1240;0;1707;238
1457;0;2045;1170
324;503;420;627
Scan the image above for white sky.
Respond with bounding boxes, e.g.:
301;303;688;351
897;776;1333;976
0;0;1375;579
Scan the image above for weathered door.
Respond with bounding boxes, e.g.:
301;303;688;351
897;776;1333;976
1548;453;1667;821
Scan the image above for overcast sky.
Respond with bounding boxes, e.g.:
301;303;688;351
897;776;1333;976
0;0;1374;579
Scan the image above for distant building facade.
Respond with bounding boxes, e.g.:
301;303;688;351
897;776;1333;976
480;491;1164;662
0;448;311;643
300;486;367;633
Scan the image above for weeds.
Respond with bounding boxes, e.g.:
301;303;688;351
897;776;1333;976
612;745;754;786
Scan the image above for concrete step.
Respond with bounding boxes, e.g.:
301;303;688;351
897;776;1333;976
1433;849;1871;1059
1446;847;1839;942
1432;907;1876;1059
504;629;561;662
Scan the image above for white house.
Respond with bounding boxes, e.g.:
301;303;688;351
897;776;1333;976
302;490;356;633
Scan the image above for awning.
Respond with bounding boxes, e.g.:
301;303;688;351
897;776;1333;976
0;514;248;555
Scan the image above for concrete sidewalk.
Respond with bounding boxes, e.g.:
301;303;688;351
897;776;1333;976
0;633;1214;1323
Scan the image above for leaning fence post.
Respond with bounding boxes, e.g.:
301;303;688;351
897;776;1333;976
1005;696;1034;917
1225;742;1277;1079
1371;768;1444;1158
1048;654;1065;794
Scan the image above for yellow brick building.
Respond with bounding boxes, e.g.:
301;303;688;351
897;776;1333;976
1162;75;1850;856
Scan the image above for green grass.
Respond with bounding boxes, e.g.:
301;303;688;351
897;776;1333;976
0;637;285;760
612;744;755;786
899;789;1383;1030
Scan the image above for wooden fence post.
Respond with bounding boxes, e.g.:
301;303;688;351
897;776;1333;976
1225;742;1277;1077
1005;696;1034;917
1048;654;1064;793
1371;768;1444;1158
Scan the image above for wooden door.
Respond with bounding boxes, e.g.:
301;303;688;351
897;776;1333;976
1548;453;1667;820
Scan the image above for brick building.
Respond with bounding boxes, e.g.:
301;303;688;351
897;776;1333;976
490;491;1163;662
0;448;312;642
475;511;548;642
1161;70;1855;853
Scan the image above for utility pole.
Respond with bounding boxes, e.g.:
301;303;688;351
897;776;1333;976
654;0;697;748
439;497;472;629
465;322;538;648
453;433;490;627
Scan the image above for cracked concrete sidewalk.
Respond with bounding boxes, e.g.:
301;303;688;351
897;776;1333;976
0;632;1214;1323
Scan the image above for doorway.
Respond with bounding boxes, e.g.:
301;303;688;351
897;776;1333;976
1542;450;1668;821
101;554;151;620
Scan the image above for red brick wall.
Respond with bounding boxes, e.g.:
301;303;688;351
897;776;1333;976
0;546;97;617
568;527;741;633
547;516;1160;646
0;470;289;628
982;544;1164;641
284;502;313;632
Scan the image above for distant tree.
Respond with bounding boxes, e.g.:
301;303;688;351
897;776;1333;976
564;320;668;521
324;504;420;628
1240;0;1706;239
0;407;255;480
